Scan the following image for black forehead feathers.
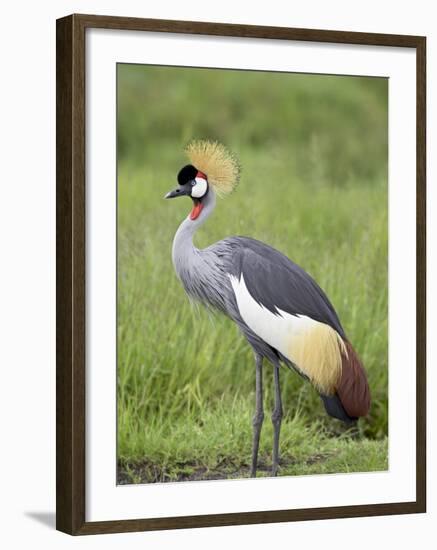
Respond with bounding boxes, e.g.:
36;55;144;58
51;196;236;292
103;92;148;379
177;164;198;185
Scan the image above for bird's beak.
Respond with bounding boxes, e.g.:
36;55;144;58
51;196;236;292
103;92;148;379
164;186;190;199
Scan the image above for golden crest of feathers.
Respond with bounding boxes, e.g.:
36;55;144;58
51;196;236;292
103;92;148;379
185;140;241;196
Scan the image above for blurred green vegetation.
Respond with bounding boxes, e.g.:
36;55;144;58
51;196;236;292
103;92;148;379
117;64;388;482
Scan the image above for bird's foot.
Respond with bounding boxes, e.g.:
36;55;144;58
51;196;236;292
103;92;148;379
250;461;258;478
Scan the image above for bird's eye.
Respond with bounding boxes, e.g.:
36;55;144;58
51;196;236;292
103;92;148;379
190;180;196;186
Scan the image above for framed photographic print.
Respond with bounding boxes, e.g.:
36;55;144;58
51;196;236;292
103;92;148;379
56;14;426;535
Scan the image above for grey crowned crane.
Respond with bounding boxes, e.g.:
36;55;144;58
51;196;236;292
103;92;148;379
165;140;370;477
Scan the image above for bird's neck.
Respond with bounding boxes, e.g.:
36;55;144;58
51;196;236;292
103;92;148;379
171;190;216;275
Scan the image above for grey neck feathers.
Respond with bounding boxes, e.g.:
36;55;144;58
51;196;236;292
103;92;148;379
171;189;235;314
171;189;217;278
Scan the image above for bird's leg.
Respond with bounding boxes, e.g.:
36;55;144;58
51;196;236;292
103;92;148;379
250;353;264;478
271;362;283;476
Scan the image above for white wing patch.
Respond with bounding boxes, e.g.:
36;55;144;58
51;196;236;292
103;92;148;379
229;273;344;393
229;273;316;358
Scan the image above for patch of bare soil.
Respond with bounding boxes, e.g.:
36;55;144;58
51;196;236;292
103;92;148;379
117;452;334;485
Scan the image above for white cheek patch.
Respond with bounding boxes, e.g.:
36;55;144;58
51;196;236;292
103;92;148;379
191;177;208;198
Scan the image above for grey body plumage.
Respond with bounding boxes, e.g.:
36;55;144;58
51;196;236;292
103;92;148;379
171;190;281;364
172;190;344;366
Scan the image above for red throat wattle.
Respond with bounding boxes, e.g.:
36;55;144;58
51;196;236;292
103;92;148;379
190;201;203;220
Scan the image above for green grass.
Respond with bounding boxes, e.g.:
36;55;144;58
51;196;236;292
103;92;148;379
117;65;388;482
118;405;387;483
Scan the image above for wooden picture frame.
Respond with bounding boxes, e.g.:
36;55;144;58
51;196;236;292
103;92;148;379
56;13;426;535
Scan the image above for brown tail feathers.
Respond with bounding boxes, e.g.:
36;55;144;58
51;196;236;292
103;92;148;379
337;340;371;418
